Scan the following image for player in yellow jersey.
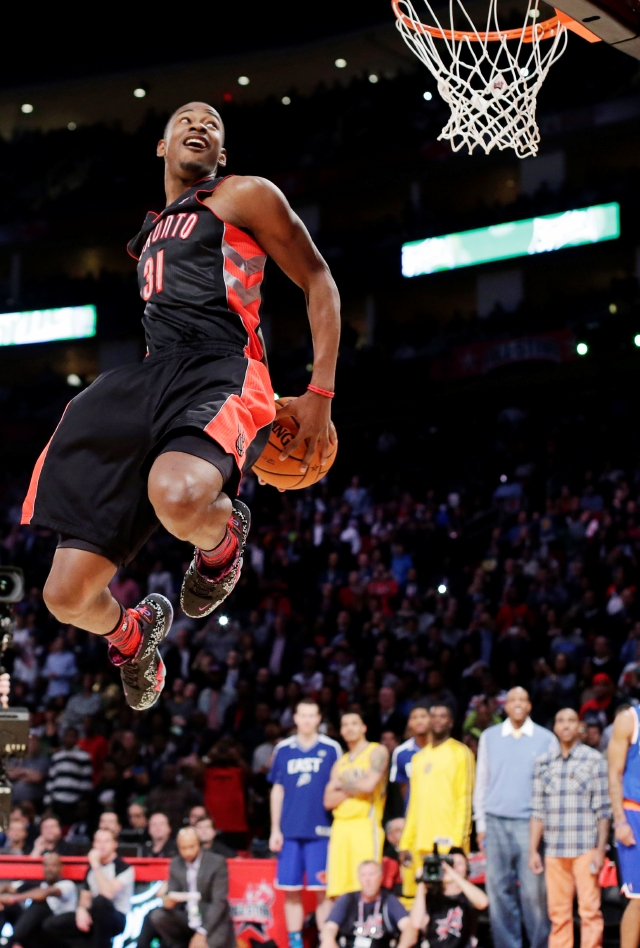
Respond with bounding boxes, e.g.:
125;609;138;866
399;704;475;899
324;711;389;899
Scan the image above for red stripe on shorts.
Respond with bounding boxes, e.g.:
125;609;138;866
204;360;275;468
21;403;71;525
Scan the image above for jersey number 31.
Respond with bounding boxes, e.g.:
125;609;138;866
142;250;164;300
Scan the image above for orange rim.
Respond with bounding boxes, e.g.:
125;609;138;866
391;0;566;42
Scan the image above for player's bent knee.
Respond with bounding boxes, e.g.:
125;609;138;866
150;476;210;536
149;466;228;539
44;576;92;623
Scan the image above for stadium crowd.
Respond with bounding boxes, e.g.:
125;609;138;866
0;436;638;944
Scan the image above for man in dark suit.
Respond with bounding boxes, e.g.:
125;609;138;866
365;686;407;742
138;827;235;948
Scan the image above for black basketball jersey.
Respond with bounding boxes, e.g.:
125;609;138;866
127;174;265;358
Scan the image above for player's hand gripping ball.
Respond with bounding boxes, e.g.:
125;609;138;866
253;396;337;490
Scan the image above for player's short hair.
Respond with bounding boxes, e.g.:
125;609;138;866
164;103;225;141
410;700;431;713
295;698;320;713
429;703;454;719
340;708;364;723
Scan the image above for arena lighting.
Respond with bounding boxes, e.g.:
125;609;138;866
281;96;291;105
634;334;640;347
423;91;433;100
437;583;447;594
0;305;96;347
66;374;82;387
369;74;379;83
335;58;347;68
401;202;620;277
500;474;508;483
238;76;250;86
67;122;76;130
218;615;229;626
576;342;589;356
133;88;146;98
20;104;33;114
609;303;618;313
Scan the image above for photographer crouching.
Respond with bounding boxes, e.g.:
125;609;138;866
320;861;417;948
409;848;488;948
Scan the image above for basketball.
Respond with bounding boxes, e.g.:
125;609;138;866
252;396;338;490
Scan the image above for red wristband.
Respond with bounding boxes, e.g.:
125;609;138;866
307;384;335;399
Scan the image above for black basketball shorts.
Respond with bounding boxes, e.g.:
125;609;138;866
21;343;275;566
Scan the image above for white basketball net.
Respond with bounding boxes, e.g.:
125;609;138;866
394;0;568;158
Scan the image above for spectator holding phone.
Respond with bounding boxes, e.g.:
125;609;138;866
409;850;488;948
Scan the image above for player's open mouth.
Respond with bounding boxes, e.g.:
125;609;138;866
183;136;208;151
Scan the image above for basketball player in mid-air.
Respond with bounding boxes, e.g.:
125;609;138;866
21;102;340;712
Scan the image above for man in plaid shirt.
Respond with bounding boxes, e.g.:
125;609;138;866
529;708;610;948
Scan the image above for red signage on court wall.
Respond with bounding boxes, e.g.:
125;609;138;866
0;855;313;948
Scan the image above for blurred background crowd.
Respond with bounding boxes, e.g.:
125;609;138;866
2;442;639;852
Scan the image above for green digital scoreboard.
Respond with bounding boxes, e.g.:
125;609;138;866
401;202;620;277
0;305;97;346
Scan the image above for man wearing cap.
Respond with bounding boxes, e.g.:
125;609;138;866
580;674;617;729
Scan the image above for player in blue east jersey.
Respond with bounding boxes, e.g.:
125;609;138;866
269;699;342;947
390;702;430;809
609;703;640;948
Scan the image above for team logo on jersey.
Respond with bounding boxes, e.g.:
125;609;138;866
236;426;246;457
296;773;312;788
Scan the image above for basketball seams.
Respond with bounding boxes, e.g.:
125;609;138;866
252;395;337;489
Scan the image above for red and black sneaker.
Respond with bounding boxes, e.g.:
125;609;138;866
180;500;251;619
108;594;173;711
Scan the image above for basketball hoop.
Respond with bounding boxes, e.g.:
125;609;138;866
392;0;573;158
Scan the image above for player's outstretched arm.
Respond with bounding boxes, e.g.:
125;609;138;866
337;745;389;795
609;707;636;847
206;176;340;474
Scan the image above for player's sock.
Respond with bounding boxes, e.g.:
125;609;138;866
197;518;240;578
104;605;143;659
288;932;303;948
